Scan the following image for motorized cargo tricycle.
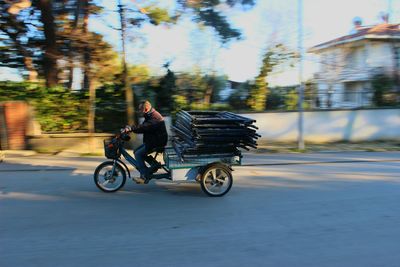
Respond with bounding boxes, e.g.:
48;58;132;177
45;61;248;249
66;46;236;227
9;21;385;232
93;131;241;197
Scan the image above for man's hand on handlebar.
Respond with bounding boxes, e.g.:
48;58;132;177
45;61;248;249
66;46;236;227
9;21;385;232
122;125;135;133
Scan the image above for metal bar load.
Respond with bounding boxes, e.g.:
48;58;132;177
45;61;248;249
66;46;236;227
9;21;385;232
172;110;260;160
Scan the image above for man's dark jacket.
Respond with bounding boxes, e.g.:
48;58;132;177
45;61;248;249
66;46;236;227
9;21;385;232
132;108;168;151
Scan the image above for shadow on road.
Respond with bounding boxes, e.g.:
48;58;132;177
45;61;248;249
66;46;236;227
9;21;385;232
1;159;400;203
0;160;211;202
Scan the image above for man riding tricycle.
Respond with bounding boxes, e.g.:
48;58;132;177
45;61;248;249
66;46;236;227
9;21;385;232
93;101;258;197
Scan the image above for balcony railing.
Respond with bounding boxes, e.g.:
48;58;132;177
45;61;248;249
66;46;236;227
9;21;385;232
314;67;393;82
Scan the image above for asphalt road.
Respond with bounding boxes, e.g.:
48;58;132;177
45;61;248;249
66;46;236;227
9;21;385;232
1;152;400;267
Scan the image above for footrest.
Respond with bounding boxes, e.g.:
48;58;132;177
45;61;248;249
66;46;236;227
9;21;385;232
149;173;171;180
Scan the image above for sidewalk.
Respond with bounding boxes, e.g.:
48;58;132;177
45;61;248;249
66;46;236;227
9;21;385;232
2;150;38;157
241;151;400;166
2;141;399;158
256;141;400;153
2;148;399;173
1;149;102;158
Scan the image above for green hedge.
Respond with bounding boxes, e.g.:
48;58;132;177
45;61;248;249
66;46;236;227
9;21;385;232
0;81;87;132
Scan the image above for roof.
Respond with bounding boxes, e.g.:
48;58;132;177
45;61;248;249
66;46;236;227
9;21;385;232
309;23;400;52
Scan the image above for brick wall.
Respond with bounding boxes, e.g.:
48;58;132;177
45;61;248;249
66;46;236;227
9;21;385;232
0;101;29;149
0;105;6;150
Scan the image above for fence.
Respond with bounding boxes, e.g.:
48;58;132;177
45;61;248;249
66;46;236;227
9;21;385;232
266;89;399;111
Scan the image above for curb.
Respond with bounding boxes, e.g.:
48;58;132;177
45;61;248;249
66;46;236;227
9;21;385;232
3;150;37;157
240;159;400;167
0;167;74;172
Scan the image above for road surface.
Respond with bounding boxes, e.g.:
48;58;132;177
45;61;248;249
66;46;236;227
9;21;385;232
1;152;399;267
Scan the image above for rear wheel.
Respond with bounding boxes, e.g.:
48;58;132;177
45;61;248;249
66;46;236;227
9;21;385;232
200;163;233;197
94;161;126;192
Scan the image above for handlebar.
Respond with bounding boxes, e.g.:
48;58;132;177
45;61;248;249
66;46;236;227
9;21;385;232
115;128;132;142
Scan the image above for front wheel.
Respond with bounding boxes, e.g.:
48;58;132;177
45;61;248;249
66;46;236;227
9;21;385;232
94;161;126;193
200;163;233;197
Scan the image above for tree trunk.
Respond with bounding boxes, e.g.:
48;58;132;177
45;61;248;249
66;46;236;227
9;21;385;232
118;1;135;125
67;55;74;89
204;76;214;106
24;56;38;81
73;0;82;28
88;78;97;152
82;0;90;90
66;0;83;90
204;87;212;106
88;81;96;133
37;0;58;87
124;70;135;125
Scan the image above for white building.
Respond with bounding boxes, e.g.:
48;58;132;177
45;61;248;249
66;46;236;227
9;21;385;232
309;21;400;109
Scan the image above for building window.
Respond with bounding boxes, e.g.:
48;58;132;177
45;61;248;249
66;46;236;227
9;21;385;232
344;82;358;102
346;46;364;70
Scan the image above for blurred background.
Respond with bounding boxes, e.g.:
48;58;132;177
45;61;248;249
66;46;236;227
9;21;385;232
0;0;399;152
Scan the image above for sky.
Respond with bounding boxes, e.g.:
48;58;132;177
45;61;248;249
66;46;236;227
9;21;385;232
90;0;400;85
1;0;399;85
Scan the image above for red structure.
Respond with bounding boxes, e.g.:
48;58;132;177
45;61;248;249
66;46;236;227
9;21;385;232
0;101;29;150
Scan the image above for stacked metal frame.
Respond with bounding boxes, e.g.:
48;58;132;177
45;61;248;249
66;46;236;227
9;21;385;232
172;110;260;160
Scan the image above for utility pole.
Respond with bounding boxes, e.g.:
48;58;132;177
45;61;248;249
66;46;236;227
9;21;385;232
118;0;135;126
388;0;392;23
297;0;305;150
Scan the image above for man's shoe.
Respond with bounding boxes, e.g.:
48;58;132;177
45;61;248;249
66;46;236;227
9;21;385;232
143;175;151;184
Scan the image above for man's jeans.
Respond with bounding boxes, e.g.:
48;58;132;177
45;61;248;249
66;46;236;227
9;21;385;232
134;144;149;177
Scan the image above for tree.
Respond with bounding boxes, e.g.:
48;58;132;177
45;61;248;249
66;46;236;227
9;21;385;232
1;0;109;88
182;0;255;105
94;64;149;131
54;0;103;90
282;81;315;111
247;44;296;111
372;73;396;106
33;0;59;87
156;63;176;114
0;0;39;81
204;74;227;104
111;0;255;123
178;0;255;43
1;0;257;135
266;88;285;110
228;81;251;110
170;71;228;111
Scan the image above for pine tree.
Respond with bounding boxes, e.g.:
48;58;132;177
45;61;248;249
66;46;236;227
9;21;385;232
248;44;296;111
